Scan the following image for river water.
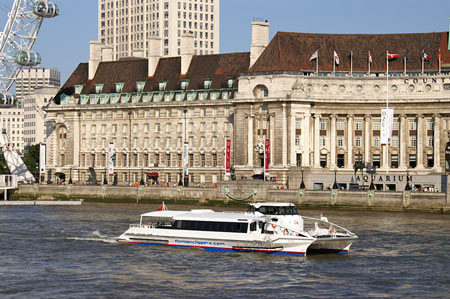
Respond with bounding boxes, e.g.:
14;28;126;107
0;203;449;298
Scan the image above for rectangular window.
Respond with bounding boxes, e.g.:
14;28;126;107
337;136;344;147
409;154;417;168
391;154;399;168
393;120;400;130
212;153;217;167
189;153;194;167
373;154;380;168
201;154;206;167
320;120;326;130
355;136;362;147
427;154;434;168
427;119;434;130
410;136;417;147
167;153;171;167
337;154;345;168
336;120;345;130
391;136;399;147
373;136;380;147
355;121;363;130
320;154;327;168
409;120;417;130
320;136;326;147
428;136;434;147
373;121;381;130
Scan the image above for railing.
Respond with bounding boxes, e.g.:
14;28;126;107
0;175;18;189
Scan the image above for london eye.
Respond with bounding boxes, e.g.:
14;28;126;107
0;0;58;104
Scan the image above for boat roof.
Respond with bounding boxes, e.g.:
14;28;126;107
141;210;264;223
249;202;295;208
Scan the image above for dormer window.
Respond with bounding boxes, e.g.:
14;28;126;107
136;81;146;93
204;78;211;89
181;79;189;90
227;78;234;88
115;82;124;93
159;81;167;91
95;84;104;94
74;85;83;95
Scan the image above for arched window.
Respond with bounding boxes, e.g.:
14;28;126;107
57;126;67;149
253;84;269;99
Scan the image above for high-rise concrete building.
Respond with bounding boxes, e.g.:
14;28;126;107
16;68;60;101
0;106;24;154
98;0;220;59
23;87;60;152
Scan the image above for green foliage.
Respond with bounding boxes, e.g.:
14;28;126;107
23;144;40;176
0;154;9;174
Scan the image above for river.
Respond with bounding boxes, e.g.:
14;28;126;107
0;203;448;298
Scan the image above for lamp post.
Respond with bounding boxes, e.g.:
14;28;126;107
405;169;411;190
183;108;188;187
68;168;73;184
332;168;338;189
300;168;305;189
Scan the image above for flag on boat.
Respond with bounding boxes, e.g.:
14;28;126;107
387;52;399;59
368;51;373;65
157;202;167;211
309;50;318;61
422;51;431;60
334;50;340;64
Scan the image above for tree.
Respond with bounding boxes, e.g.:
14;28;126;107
0;154;9;174
23;144;40;177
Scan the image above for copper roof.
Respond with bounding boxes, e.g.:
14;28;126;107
249;31;450;73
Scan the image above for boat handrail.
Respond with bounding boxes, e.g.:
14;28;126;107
301;216;356;236
266;221;314;240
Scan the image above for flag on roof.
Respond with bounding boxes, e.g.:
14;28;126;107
403;51;409;62
368;51;373;65
309;50;318;61
387;52;399;59
334;50;340;65
439;48;442;62
422;51;431;60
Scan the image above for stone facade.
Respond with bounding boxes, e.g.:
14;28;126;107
45;22;450;191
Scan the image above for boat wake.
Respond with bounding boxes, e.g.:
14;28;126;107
67;230;118;244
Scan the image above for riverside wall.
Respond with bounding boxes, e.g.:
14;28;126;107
12;181;450;213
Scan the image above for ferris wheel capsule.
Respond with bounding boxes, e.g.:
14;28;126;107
32;1;59;18
0;93;16;106
15;49;42;66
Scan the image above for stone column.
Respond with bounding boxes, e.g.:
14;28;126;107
346;114;353;169
290;112;296;166
434;114;442;172
282;104;287;167
364;114;371;165
330;114;337;169
417;115;424;168
269;113;275;166
247;113;254;167
400;114;407;169
302;114;310;167
314;114;320;167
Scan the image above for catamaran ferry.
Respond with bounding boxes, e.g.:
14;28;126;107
118;202;358;256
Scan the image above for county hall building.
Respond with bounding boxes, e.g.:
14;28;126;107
44;21;450;191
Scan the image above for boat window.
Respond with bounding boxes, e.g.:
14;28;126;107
173;220;248;233
250;222;257;231
256;206;299;215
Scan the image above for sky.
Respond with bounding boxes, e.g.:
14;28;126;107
17;0;450;84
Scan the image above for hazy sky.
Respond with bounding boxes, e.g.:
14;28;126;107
21;0;450;84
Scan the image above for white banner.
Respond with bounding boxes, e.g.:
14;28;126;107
183;142;189;175
39;143;46;177
108;142;115;176
381;108;394;145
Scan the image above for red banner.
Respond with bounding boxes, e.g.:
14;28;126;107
264;139;270;175
225;139;231;176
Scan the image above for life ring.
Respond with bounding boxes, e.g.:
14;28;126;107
329;226;337;235
283;229;288;236
271;224;276;229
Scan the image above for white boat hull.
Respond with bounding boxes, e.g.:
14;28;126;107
118;226;313;256
307;236;358;254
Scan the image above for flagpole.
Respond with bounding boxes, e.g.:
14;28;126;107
439;49;442;75
422;50;424;75
333;51;335;75
386;51;390;172
404;55;406;75
368;51;370;75
350;51;353;76
317;50;319;75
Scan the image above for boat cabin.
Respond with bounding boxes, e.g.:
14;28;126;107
247;202;299;216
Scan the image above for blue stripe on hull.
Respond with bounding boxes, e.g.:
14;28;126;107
119;240;306;256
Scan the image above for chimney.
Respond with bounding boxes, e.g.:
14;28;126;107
181;32;195;75
132;49;145;58
101;46;113;61
250;20;270;68
148;36;162;77
88;41;103;80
